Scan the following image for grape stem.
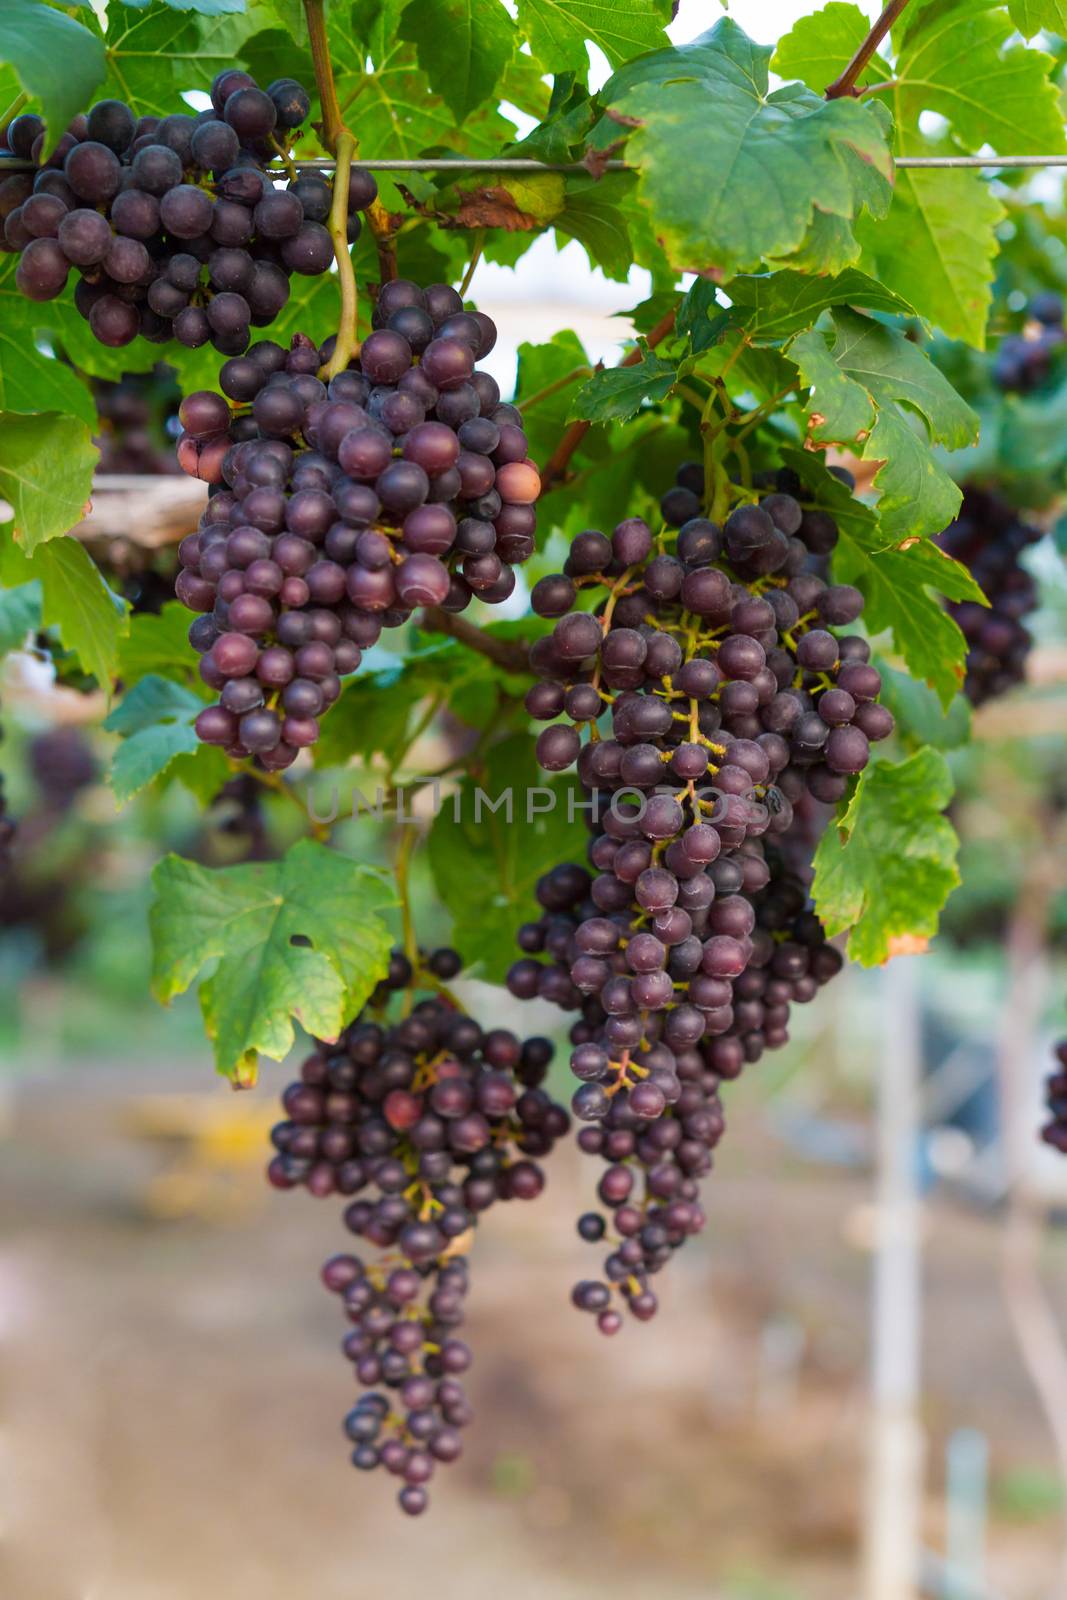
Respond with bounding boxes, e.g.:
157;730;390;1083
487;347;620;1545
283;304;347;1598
323;130;359;379
418;609;531;675
824;0;911;99
303;0;344;153
539;307;677;494
0;92;27;135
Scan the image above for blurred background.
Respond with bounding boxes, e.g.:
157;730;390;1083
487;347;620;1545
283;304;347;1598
4;3;1067;1598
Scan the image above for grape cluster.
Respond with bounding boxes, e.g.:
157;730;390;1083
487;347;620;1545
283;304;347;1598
268;947;569;1513
508;462;891;1328
175;292;539;767
1041;1040;1067;1155
936;486;1042;705
1;71;373;350
993;293;1066;392
92;369;181;474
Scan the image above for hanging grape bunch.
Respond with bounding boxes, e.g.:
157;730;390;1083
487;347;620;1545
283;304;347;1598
0;71;375;350
509;462;892;1329
935;486;1043;705
992;293;1066;392
175;286;539;768
268;946;569;1513
1041;1041;1067;1155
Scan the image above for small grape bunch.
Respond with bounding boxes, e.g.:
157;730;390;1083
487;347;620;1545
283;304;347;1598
992;293;1066;393
1042;1041;1067;1155
936;486;1043;706
0;71;376;351
174;287;540;769
268;946;569;1514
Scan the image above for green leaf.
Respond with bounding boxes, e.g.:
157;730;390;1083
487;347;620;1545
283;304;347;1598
119;0;247;12
428;735;586;981
313;664;427;771
772;3;888;93
856;166;1005;350
515;329;594;466
0;259;97;424
554;173;637;282
1;533;128;689
150;840;397;1084
0;580;41;655
0;0;107;152
789;308;977;539
117;602;202;689
876;659;972;752
598;19;892;277
725;268;915;342
101;5;258;117
570;349;677;422
1008;0;1067;34
104;674;211;806
0;413;98;553
811;748;960;965
781;448;978;708
894;0;1065;158
516;0;670;75
398;0;515;120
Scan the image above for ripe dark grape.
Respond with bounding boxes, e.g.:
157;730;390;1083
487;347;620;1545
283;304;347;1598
935;486;1043;704
1042;1041;1067;1154
508;459;892;1326
176;294;536;764
268;951;567;1513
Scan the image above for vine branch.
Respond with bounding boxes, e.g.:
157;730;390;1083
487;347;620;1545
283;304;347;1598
323;130;359;378
539;307;677;494
419;609;531;674
304;0;343;152
825;0;911;99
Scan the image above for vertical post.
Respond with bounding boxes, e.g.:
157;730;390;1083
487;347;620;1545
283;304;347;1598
864;954;925;1600
945;1428;989;1600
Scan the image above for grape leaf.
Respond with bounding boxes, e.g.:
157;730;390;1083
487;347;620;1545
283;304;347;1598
101;5;258;117
893;0;1065;158
516;0;670;75
553;173;637;282
515;330;595;466
119;0;247;13
570;349;677;423
811;748;960;965
0;259;97;425
772;3;890;93
0;580;41;656
856;165;1005;350
596;20;892;278
0;413;98;554
117;602;203;690
781;448;979;708
876;660;972;752
313;663;428;772
104;673;223;806
398;0;516;120
0;533;128;690
428;734;586;982
0;0;107;152
789;309;977;540
1008;0;1067;33
150;840;397;1085
725;269;915;342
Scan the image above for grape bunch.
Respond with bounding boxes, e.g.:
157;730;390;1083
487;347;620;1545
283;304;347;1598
993;293;1066;392
1041;1040;1067;1155
92;369;181;474
174;291;540;767
267;946;569;1513
507;463;892;1328
0;71;375;350
936;486;1043;705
